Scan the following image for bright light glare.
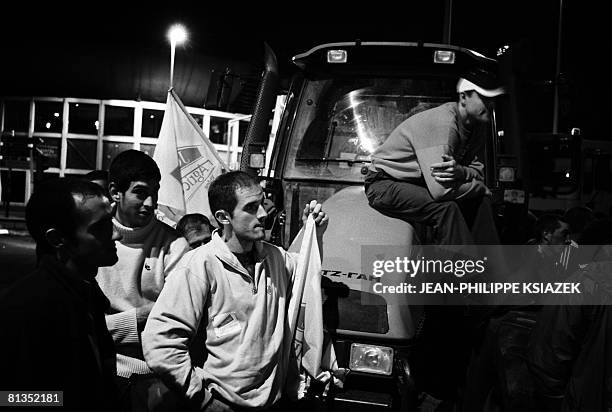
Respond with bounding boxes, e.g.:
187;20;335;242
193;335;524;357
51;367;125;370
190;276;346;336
349;91;376;154
168;24;188;45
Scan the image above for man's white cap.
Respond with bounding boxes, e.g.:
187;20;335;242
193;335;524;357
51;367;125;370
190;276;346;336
457;78;506;97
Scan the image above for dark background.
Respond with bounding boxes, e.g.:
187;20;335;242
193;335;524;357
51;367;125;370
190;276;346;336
0;1;608;139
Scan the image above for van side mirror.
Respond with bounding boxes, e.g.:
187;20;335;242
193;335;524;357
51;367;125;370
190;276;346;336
205;68;234;110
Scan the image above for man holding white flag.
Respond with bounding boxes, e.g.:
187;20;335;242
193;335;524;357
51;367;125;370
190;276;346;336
153;88;227;226
143;171;333;411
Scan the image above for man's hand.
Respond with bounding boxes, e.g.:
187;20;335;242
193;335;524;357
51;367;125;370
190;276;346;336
430;154;466;183
471;180;492;198
302;200;329;235
262;198;277;215
302;200;329;261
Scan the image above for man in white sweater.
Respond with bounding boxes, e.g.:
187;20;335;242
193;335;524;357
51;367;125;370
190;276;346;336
97;150;190;411
143;171;328;411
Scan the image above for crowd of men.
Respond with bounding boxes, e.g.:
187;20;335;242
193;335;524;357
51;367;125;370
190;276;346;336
1;71;611;412
0;150;328;412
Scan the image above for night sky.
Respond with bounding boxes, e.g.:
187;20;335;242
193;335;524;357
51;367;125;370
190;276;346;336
0;1;608;139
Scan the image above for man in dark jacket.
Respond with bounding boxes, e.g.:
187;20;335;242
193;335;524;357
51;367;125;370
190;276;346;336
0;178;121;411
528;219;612;412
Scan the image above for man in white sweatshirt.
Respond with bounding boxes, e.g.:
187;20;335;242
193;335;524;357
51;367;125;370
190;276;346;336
97;149;190;411
143;171;328;411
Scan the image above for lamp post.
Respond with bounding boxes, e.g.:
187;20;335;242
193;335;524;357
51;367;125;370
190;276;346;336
167;24;188;89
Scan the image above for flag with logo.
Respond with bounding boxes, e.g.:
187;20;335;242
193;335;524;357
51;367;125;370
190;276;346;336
153;88;227;225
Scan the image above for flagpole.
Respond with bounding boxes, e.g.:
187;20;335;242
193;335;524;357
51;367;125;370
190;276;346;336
167;24;187;89
170;38;176;89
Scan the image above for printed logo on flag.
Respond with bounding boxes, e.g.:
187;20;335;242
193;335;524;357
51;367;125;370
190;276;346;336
176;145;218;201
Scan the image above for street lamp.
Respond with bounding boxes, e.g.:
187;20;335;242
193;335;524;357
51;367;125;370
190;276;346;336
167;24;188;89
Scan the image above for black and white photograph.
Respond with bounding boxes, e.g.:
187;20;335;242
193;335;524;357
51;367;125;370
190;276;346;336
1;2;611;411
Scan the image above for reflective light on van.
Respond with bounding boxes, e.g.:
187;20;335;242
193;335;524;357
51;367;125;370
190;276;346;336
498;167;515;182
249;153;265;169
349;343;393;375
327;49;348;63
434;50;455;64
497;45;510;57
347;91;376;154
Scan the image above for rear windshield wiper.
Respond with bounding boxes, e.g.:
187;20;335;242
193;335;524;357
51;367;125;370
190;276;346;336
295;157;371;165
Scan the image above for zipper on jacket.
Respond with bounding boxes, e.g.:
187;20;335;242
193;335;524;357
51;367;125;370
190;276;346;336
227;255;265;295
250;258;266;295
237;274;257;294
234;272;257;294
239;272;256;294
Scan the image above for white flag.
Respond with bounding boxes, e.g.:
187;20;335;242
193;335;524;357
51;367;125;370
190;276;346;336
286;217;345;399
153;89;227;225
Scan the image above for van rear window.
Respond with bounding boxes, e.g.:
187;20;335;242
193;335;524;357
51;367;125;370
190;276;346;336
285;77;454;183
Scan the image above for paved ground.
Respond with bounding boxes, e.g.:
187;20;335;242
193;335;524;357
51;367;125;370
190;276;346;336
0;233;36;292
1;203;34;289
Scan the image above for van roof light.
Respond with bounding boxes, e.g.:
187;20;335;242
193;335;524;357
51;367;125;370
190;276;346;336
327;49;348;64
434;50;455;64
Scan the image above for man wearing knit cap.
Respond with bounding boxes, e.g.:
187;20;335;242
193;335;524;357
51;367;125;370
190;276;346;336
365;68;506;245
97;149;190;411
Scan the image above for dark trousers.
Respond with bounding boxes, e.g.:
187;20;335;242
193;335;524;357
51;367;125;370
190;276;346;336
116;374;189;412
365;170;503;404
365;170;500;246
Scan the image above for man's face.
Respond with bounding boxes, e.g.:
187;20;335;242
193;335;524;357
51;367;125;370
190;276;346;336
461;92;495;124
66;194;120;276
90;178;111;202
185;224;212;249
113;180;159;228
540;220;570;257
547;221;570;246
227;185;268;242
